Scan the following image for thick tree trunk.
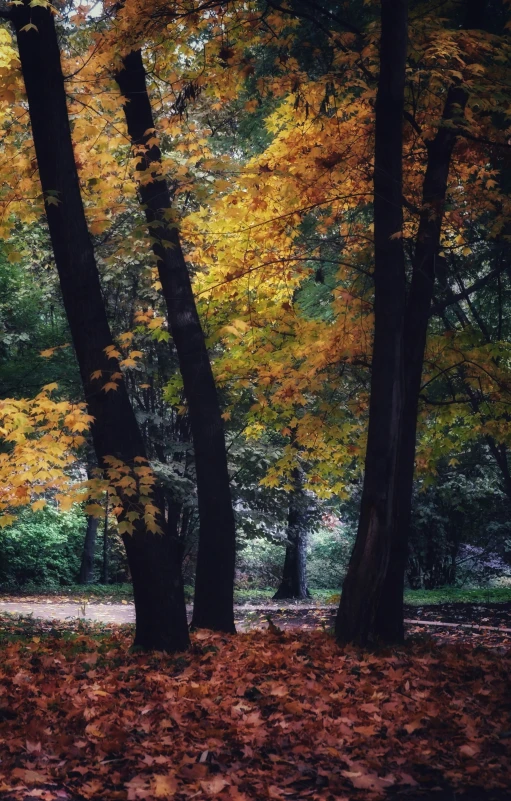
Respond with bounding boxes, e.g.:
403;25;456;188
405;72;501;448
335;0;408;646
273;470;312;600
79;516;98;584
374;86;468;643
11;2;189;652
115;49;235;634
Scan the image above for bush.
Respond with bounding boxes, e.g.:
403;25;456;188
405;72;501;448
307;525;354;589
235;522;354;592
0;507;87;590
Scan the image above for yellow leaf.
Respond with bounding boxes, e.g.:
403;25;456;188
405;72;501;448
102;382;118;393
90;370;103;380
31;500;46;512
85;503;104;517
153;775;178;798
40;348;56;358
57;496;75;511
147;316;165;330
118;521;134;535
104;346;121;360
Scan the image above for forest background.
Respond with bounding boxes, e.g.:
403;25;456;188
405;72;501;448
0;0;510;625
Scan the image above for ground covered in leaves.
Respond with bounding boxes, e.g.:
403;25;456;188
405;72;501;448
0;616;510;801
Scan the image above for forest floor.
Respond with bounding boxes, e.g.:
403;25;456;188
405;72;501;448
0;600;510;648
0;612;509;801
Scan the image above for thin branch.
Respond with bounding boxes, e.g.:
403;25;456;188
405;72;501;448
430;262;509;317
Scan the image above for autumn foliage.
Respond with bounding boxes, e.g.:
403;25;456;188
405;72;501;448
0;620;510;800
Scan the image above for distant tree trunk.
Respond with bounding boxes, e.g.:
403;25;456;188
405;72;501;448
115;48;235;634
11;2;189;652
101;495;109;584
273;470;312;600
79;516;98;584
374;86;468;643
335;0;408;646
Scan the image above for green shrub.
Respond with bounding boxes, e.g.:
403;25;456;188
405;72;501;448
0;507;87;590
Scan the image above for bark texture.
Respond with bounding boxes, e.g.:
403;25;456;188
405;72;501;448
374;86;468;643
12;3;189;652
335;0;408;645
79;516;98;584
115;49;236;634
273;469;312;600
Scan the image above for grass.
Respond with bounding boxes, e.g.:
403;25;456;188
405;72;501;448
0;583;134;601
403;586;511;605
1;584;510;606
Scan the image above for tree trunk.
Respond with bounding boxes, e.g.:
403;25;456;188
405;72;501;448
101;495;109;584
79;515;98;584
273;469;312;600
114;49;235;634
374;86;468;643
335;0;408;646
11;2;189;652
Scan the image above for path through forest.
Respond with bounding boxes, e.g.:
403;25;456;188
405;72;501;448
1;600;510;646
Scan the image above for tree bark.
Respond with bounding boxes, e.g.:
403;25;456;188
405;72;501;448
374;86;468;643
335;0;408;646
79;515;98;584
115;49;236;633
101;495;110;584
273;469;312;600
11;2;189;652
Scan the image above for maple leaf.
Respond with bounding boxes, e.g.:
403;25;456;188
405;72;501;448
11;768;50;785
31;499;46;512
152;774;178;798
200;776;230;795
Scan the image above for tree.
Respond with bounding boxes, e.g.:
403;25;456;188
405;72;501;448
7;0;189;652
114;44;236;633
273;467;314;600
79;516;98;585
335;0;408;645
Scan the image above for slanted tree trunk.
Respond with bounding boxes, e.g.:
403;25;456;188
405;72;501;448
115;48;235;634
273;469;312;600
11;2;189;652
374;86;468;643
79;515;98;584
335;0;408;646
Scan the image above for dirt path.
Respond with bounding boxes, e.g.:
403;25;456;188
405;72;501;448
1;601;510;646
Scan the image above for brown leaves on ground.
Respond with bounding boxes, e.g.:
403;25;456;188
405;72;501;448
0;616;509;801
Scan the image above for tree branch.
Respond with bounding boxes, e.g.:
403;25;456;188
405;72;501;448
429;262;509;317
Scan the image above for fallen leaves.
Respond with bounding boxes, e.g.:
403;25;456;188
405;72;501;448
0;616;509;800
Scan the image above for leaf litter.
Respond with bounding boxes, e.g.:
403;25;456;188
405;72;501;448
0;614;509;801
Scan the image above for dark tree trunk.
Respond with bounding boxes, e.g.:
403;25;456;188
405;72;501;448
11;3;189;652
79;516;98;584
374;86;468;643
114;49;235;634
273;470;312;600
101;495;109;585
335;0;408;646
